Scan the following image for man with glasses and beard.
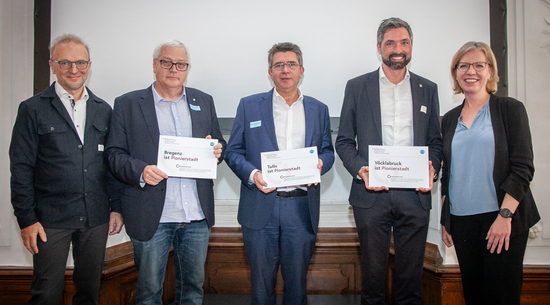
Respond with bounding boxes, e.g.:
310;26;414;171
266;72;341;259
335;18;443;305
105;40;225;305
10;34;123;305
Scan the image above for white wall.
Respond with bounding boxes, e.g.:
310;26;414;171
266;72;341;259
0;0;36;266
49;0;489;117
0;0;547;268
503;0;550;264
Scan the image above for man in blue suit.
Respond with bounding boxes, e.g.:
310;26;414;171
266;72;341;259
105;40;225;305
336;18;443;305
225;42;334;305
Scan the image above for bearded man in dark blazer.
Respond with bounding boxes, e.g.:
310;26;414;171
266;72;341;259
335;18;443;305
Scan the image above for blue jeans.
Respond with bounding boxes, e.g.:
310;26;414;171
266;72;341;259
131;220;210;305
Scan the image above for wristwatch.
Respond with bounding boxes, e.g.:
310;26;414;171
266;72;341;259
499;208;513;218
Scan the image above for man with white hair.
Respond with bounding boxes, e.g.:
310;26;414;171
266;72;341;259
105;40;226;305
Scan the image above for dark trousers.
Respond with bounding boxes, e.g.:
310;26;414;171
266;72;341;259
29;223;109;305
242;195;316;305
451;212;529;305
353;190;429;305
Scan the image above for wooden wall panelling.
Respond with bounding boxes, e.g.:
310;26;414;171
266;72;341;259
1;227;549;304
204;227;362;295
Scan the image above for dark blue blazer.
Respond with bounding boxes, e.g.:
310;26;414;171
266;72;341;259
10;83;120;230
335;69;443;210
224;89;335;234
105;86;226;241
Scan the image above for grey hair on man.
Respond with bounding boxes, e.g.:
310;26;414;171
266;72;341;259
268;42;303;67
377;17;413;46
153;39;189;59
49;34;90;59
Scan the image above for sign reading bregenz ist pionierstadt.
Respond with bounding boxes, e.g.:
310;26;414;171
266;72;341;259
368;145;429;189
157;135;218;179
261;147;321;189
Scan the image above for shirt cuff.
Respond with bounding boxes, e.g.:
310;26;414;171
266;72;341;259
249;169;260;184
357;166;367;180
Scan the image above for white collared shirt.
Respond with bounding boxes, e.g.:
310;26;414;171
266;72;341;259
273;89;306;191
272;89;306;151
55;82;88;144
379;66;414;146
248;89;307;191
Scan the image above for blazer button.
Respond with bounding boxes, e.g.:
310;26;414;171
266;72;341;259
78;144;83;149
79;217;83;221
50;127;55;131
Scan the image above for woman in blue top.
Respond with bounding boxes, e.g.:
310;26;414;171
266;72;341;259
440;41;540;305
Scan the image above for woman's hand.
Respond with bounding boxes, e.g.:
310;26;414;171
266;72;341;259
442;225;454;247
486;215;512;254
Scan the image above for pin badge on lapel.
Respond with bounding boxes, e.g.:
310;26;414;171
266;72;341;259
420;105;427;114
419;84;423;88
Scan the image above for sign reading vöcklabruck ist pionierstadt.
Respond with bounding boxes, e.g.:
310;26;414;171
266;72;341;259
368;145;429;189
261;147;320;189
157;135;218;179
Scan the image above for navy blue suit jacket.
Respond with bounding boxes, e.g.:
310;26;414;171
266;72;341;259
224;89;335;234
335;69;443;210
105;86;226;241
10;83;121;230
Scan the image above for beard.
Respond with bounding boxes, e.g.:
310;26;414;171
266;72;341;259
382;53;411;70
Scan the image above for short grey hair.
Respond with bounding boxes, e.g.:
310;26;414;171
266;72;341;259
153;40;189;59
268;42;303;67
377;17;413;46
49;34;90;59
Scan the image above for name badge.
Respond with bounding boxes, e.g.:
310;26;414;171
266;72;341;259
250;120;261;128
190;104;201;111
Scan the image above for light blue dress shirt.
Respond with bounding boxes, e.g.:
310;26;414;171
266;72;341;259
449;100;499;216
152;83;205;223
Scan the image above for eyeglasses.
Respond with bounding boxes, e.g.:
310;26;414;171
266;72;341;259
456;62;490;72
155;59;189;71
270;62;301;71
51;60;90;70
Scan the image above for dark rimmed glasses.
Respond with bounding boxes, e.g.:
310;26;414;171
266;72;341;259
155;59;189;71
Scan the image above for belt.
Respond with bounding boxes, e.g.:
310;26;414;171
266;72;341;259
276;189;308;198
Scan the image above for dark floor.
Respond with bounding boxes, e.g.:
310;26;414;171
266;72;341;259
202;294;361;305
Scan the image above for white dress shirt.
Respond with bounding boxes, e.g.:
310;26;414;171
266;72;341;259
249;89;306;191
55;82;88;144
379;66;414;146
272;89;306;191
273;89;305;151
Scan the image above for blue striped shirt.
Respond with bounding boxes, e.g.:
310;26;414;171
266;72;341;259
152;83;205;223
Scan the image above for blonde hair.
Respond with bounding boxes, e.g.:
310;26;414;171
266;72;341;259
450;41;499;94
49;34;90;59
